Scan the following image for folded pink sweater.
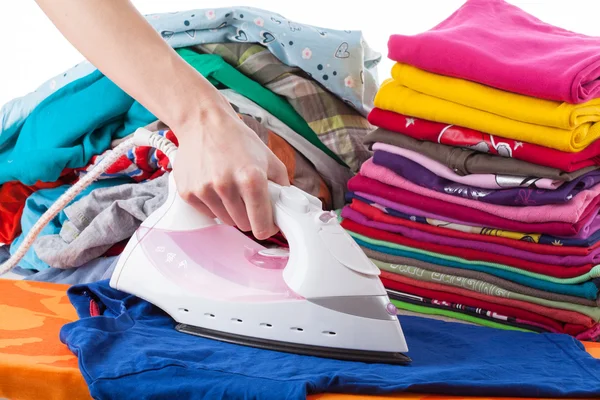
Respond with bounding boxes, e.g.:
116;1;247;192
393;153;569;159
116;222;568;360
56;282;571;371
388;0;600;104
360;159;600;224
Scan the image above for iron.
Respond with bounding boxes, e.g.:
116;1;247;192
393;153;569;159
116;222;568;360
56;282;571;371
109;138;410;364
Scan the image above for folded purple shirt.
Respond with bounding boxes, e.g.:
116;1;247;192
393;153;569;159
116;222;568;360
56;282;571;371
373;150;600;207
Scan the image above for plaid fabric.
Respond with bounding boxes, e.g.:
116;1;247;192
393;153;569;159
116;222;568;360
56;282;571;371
194;43;372;172
76;115;332;210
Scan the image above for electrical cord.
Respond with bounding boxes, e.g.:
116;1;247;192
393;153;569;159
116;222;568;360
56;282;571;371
0;128;177;276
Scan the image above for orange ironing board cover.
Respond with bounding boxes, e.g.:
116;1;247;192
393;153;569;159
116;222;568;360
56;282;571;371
1;279;599;400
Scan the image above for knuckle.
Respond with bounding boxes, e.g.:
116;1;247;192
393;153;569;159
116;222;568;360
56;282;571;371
237;166;265;189
213;178;231;195
178;189;195;203
195;184;212;199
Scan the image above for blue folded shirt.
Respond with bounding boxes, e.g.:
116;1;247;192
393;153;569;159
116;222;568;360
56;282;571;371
60;280;600;399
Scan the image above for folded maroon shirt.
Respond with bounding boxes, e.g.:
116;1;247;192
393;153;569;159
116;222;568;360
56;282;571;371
368;107;600;172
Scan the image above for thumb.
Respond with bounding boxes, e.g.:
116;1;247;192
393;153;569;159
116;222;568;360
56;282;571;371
267;156;291;187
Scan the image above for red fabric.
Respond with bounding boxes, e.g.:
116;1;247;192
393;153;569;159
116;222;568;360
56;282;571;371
342;218;595;278
383;277;571;334
381;273;594;330
348;174;593;237
368;107;600;172
350;199;599;256
89;299;101;317
103;241;128;257
76;131;178;183
0;173;76;244
242;231;289;248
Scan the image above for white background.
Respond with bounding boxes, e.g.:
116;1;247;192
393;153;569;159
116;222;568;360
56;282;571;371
0;0;599;108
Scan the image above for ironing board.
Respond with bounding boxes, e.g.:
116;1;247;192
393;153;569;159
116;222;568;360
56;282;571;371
1;279;599;400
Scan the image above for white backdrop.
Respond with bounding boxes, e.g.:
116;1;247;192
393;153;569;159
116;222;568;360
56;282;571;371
1;0;599;108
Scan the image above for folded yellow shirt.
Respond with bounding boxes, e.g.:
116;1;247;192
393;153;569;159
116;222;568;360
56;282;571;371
374;63;600;152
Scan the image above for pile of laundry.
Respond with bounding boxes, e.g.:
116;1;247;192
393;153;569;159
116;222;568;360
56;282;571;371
0;7;377;281
340;0;600;341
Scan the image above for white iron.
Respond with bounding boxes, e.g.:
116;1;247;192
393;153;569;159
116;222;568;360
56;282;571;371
110;171;410;364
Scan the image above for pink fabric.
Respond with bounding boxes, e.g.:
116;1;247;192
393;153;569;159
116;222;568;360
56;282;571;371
349;175;597;237
576;323;600;341
360;158;600;224
354;191;600;241
372;142;562;190
387;0;600;104
342;206;600;266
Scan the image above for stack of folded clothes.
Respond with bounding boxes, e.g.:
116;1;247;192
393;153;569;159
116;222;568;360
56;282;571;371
341;0;600;340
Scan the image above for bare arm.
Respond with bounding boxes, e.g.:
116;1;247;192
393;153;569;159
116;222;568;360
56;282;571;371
36;0;213;130
35;0;289;239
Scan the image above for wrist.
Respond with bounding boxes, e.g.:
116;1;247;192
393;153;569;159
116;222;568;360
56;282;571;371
170;94;233;141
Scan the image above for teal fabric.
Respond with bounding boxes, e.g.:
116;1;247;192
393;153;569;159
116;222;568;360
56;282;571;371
353;237;599;300
0;69;148;185
10;179;127;270
0;51;332;185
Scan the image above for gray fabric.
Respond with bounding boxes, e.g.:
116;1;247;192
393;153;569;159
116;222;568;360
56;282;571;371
221;89;354;209
24;256;118;285
364;128;598;181
34;173;169;269
363;247;598;307
0;244;116;284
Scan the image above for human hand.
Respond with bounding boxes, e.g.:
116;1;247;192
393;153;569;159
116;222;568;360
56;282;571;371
172;95;289;240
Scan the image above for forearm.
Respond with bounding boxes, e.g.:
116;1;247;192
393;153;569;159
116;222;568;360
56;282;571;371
35;0;223;134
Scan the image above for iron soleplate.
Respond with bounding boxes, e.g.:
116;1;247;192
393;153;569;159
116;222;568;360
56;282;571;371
176;323;411;365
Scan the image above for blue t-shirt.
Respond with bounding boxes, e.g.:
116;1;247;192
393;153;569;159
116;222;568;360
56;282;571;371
60;280;600;400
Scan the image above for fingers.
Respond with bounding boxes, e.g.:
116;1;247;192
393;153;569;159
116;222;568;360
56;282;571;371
214;179;252;232
195;188;236;226
268;156;290;187
237;165;277;240
176;156;288;240
178;190;216;219
179;177;253;233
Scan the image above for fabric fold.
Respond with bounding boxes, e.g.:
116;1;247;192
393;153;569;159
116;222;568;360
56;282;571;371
387;0;600;104
372;142;562;190
343;206;600;267
367;111;600;173
347;191;600;245
365;248;597;307
364;126;599;180
375;64;600;152
361;159;600;224
349;198;599;256
372;148;600;207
